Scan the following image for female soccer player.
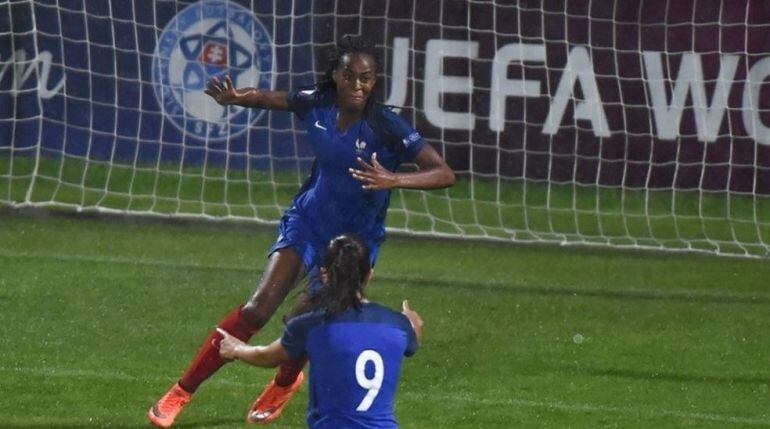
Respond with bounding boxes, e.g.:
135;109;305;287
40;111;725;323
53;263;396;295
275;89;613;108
148;35;453;428
217;235;424;429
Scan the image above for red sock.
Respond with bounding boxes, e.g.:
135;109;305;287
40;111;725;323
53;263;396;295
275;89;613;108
274;356;308;387
179;306;256;393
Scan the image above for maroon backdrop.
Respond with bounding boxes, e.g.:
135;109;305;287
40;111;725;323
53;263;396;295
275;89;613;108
311;0;770;194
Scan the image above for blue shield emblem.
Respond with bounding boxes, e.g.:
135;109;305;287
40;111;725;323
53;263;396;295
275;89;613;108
152;0;273;140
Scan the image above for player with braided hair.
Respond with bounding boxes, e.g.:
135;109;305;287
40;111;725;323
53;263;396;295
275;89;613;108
148;34;453;428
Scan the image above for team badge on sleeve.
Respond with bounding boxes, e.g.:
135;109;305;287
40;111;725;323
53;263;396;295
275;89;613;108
402;131;422;148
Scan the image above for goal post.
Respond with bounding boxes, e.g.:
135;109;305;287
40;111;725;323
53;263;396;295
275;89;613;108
2;0;769;258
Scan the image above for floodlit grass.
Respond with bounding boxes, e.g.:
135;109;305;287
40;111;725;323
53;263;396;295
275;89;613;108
1;154;769;257
0;213;769;428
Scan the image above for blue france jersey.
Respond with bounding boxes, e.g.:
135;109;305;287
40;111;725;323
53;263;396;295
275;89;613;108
285;88;425;243
281;303;419;429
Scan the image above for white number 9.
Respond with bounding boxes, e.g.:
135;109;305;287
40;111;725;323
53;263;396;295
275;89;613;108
355;349;384;412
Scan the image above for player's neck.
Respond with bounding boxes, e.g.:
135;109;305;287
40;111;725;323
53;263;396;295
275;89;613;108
336;109;363;132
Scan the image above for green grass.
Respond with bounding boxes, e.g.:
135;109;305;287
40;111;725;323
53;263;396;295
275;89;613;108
1;212;769;428
2;154;770;258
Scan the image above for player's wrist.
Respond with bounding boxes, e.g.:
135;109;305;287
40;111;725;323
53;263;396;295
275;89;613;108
390;173;403;189
238;88;262;107
232;344;246;360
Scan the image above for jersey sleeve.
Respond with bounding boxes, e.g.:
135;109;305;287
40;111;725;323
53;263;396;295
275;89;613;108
375;107;426;163
281;310;325;359
286;87;332;120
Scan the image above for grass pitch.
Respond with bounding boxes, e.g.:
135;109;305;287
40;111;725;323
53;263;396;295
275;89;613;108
1;211;769;428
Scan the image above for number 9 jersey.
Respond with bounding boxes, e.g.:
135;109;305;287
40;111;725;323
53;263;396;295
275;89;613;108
281;302;420;429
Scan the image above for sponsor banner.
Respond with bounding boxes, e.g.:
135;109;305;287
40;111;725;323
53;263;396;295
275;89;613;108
1;0;314;170
2;0;770;193
370;0;770;193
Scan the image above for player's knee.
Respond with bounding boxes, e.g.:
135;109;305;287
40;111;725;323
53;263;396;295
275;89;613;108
240;301;275;329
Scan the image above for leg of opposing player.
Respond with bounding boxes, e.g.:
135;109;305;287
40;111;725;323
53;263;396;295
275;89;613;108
148;249;304;428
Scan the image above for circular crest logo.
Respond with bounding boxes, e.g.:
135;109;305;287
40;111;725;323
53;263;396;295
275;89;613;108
152;0;273;140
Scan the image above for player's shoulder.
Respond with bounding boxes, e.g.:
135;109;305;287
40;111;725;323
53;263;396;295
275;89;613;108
362;301;401;317
367;104;406;127
286;308;328;333
366;105;422;146
287;85;336;115
350;302;412;330
311;86;337;107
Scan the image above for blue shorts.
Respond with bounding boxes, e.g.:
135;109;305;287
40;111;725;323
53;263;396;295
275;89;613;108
268;214;382;293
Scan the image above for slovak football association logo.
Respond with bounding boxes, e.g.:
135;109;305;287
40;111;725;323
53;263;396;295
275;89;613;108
152;0;273;140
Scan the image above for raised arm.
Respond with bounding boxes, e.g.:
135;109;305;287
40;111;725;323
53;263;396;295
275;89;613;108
217;328;290;368
350;143;456;191
402;144;456;190
205;75;289;110
402;300;424;344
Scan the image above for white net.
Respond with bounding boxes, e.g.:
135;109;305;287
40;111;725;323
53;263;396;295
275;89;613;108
2;0;769;257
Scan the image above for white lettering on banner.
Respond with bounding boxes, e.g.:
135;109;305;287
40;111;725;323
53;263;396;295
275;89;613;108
0;49;65;99
644;52;738;142
542;46;610;137
742;57;770;146
390;38;770;145
384;37;410;111
4;37;769;147
489;43;545;132
424;39;478;130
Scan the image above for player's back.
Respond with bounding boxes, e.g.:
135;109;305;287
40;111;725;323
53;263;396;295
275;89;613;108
284;303;418;429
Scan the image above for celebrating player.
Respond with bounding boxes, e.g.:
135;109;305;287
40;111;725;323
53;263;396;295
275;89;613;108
148;35;453;428
217;235;424;428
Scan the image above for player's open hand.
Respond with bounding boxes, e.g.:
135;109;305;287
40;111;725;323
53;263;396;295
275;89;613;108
402;300;424;343
205;75;239;106
216;327;244;360
349;153;398;190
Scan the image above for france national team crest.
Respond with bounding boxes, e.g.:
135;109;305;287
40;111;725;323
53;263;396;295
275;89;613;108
355;139;367;154
152;0;273;140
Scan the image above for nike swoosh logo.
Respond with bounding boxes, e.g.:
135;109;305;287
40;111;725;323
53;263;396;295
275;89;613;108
314;120;327;131
151;405;166;419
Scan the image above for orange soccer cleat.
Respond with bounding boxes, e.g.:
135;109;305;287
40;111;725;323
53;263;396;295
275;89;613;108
247;371;305;425
148;382;192;428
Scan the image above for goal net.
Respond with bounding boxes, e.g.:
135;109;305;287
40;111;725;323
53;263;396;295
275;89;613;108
2;0;769;257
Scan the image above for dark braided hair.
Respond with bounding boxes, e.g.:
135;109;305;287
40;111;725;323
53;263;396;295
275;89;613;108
316;235;371;316
318;35;381;115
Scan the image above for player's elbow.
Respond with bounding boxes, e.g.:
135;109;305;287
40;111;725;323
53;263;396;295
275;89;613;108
439;165;455;189
445;167;456;187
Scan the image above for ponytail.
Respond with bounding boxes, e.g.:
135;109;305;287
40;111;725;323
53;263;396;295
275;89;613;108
317;235;370;316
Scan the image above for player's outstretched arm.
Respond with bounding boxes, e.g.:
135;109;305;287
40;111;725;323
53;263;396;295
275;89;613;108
350;145;455;191
205;75;289;110
217;328;290;368
402;300;424;344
